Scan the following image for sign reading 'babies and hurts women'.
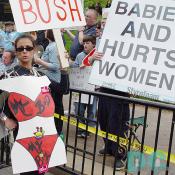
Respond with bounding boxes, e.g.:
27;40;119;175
89;0;175;103
9;0;86;32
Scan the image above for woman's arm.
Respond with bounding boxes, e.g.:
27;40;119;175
34;57;58;70
35;43;60;71
0;91;17;130
0;114;17;130
78;26;85;45
65;29;75;41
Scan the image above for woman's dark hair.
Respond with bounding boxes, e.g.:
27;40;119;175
46;29;55;42
83;35;96;45
14;34;36;49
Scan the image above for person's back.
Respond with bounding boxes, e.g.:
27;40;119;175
38;41;61;83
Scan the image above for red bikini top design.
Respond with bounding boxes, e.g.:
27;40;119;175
8;91;55;122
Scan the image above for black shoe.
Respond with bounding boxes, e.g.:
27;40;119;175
81;131;90;138
77;130;84;137
98;148;113;156
115;159;126;171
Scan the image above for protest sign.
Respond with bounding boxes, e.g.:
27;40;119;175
9;0;85;68
102;8;110;16
9;0;86;32
89;0;175;103
69;67;95;104
0;76;67;174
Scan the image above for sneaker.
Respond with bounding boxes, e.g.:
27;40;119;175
77;130;84;137
115;159;126;171
81;131;90;138
98;148;113;156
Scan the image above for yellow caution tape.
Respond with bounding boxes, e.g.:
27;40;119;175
54;113;175;164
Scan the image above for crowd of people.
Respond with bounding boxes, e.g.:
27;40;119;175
0;1;129;173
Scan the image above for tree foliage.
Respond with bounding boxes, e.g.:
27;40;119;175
84;0;109;9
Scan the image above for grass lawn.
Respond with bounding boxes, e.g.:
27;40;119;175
64;31;77;53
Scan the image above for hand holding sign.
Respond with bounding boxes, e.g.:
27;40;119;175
89;0;175;103
53;29;69;68
9;0;86;32
82;49;103;67
9;0;85;68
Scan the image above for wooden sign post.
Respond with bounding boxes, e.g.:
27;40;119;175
53;29;69;68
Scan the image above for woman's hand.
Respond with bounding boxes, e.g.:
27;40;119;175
64;51;70;59
4;118;17;130
33;55;42;65
78;26;85;32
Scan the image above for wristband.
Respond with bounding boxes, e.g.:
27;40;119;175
1;115;7;122
0;113;7;122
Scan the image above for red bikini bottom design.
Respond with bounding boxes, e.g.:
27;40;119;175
17;135;58;174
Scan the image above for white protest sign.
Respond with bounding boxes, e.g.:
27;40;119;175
102;8;110;16
9;0;86;32
69;67;95;104
89;0;175;103
0;76;67;174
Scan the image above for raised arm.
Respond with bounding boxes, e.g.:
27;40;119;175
65;29;75;41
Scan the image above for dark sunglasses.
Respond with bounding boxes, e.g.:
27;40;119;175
16;46;34;52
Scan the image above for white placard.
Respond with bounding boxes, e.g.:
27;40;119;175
102;8;110;16
0;76;67;174
9;0;86;32
69;67;95;104
89;0;175;103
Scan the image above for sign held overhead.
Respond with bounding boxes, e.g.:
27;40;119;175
9;0;86;32
89;0;175;103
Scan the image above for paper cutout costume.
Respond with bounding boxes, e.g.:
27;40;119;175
0;76;67;174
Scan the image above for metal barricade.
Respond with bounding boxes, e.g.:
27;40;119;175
57;88;175;175
0;88;175;175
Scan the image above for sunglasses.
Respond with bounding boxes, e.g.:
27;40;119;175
16;46;34;52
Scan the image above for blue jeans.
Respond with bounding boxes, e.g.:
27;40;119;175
74;101;97;127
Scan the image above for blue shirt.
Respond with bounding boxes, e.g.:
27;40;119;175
0;30;22;51
70;51;87;68
38;42;61;83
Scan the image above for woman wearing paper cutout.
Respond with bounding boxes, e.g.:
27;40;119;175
0;34;66;175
